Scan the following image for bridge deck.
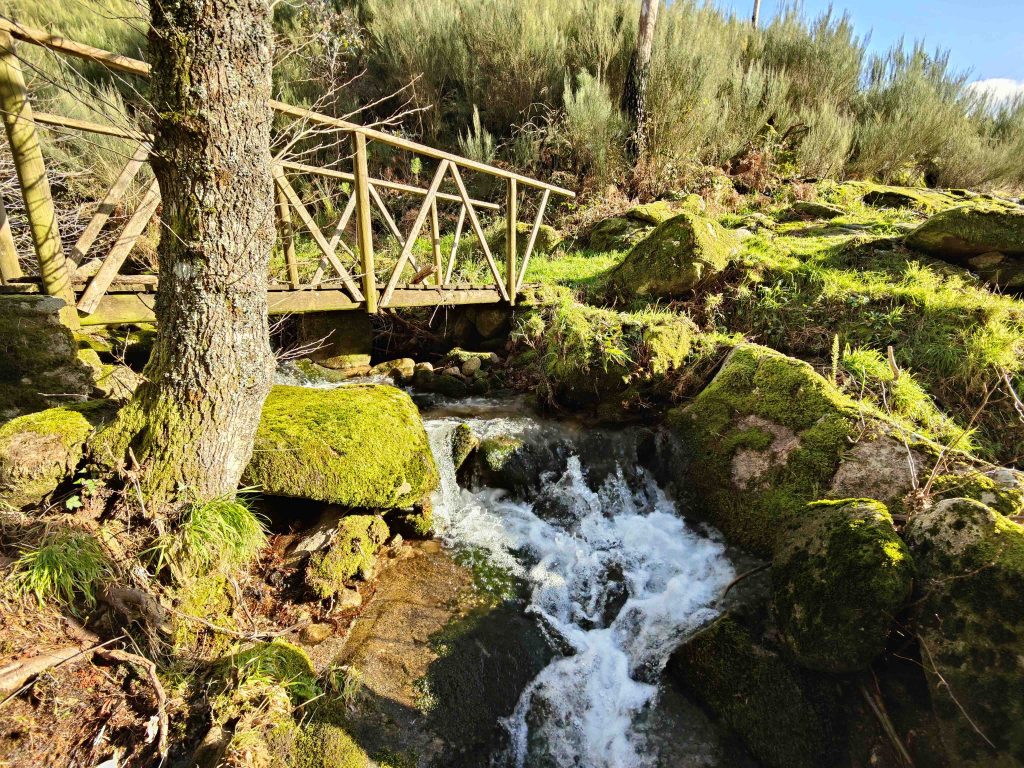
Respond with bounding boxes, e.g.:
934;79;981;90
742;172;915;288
0;277;505;326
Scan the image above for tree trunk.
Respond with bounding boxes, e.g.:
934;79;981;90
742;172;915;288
752;0;762;27
622;0;660;163
95;0;276;505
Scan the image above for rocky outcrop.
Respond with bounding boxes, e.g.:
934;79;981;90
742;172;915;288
244;384;438;507
906;206;1024;291
0;403;112;508
905;497;1024;766
609;212;736;298
771;499;914;673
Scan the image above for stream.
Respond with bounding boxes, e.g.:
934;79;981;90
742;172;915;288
421;397;738;767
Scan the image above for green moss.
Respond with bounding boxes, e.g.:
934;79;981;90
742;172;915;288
243;385;438;508
771;499;914;673
0;404;103;508
666;344;861;556
929;472;1023;517
294;722;370;768
583;216;652;252
486;220;562;257
450;422;478;472
609;211;737;298
905;498;1024;765
386;501;433;539
907;206;1024;259
625;200;677;225
172;573;237;658
668;615;841;768
306;515;389;598
227;640;319;702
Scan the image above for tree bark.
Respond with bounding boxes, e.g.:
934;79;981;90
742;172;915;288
752;0;762;27
622;0;660;163
95;0;276;505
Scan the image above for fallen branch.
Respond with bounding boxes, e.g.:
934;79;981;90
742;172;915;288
95;648;169;762
718;562;770;604
0;633;122;707
860;682;915;767
167;605;306;641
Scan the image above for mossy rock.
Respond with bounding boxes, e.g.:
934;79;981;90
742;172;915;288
624;200;677;225
486;221;562;257
904;498;1024;766
244;385;438;508
450;422;478;472
664;344;863;556
609;212;736;298
386;500;433;539
306;514;389;597
771;499;914;673
668;614;842;768
300;312;373;369
0;403;111;508
583;216;652;252
172;573;237;658
95;364;140;402
785;200;845;220
294;722;371;768
929;470;1023;517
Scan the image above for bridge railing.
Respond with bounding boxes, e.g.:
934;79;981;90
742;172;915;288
0;17;574;326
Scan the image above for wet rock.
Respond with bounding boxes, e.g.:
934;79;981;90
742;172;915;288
335;587;362;611
386;500;434;539
461;357;481;376
244;384;438;507
414;361;434;374
369;357;415;381
771;499;914;673
609;211;737;298
300;623;334;646
450;423;478;473
904;498;1024;766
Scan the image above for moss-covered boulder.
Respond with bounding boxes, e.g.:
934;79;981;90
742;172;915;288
306;515;389;598
244;385;438;507
294;722;371;768
609;212;736;298
785;200;845;220
450;422;478;472
771;499;914;673
663;344;863;556
0;404;107;508
582;216;652;252
487;220;562;257
514;290;695;408
668;614;842;768
904;498;1024;766
906;207;1024;291
625;200;677;225
929;469;1023;517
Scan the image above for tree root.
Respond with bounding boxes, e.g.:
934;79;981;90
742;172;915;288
95;648;169;762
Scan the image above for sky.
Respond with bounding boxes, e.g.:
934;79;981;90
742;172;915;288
711;0;1024;101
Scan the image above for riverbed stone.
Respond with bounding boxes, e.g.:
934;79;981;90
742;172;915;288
244;385;438;508
771;499;914;673
904;497;1024;766
609;212;736;298
300;311;373;369
369;358;415;381
305;515;389;598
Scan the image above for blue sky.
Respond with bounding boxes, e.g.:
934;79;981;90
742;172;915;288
711;0;1024;97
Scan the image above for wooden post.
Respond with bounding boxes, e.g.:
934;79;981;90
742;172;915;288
351;131;377;314
0;193;21;284
430;199;443;287
275;182;299;288
505;177;517;305
0;30;78;327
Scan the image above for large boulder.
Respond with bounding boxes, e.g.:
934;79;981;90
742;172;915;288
906;207;1024;291
582;216;652;252
244;385;438;508
0;403;109;508
904;498;1024;766
609;212;736;298
663;344;868;556
771;499;914;673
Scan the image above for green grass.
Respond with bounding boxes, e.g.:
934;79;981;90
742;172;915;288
149;492;267;578
523;249;624;293
9;529;113;609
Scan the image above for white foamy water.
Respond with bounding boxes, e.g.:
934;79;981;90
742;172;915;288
425;417;736;768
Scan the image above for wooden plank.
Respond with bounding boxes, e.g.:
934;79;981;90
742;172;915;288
351;132;378;314
80;292;157;325
368;183;419;273
0;192;21;284
275;182;299;288
444;205;466;284
282;159;499;211
516;188;551;294
311;192;358;287
390;286;501;307
77;178;160;314
71;141;150;265
271;166;363;301
380;160;449;307
430;199;443;287
449;163;509;302
0;19;575;198
0;31;77;326
506;178;517;305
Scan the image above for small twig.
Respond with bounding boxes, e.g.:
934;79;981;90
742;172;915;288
917;634;996;751
718;562;770;604
94;648;169;763
228;575;258;631
860;681;915;767
167;605;305;641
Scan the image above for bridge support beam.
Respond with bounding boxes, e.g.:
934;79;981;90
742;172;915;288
506;178;517;305
0;193;21;284
352;132;378;314
0;31;78;327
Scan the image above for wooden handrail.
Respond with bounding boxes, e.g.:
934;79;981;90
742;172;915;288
0;16;575;197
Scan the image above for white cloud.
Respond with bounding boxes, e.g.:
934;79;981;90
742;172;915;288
967;78;1024;105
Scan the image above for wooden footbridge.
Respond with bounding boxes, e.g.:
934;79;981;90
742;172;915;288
0;19;573;328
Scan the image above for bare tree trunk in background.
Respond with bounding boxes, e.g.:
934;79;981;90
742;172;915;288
622;0;660;164
95;0;276;506
752;0;762;27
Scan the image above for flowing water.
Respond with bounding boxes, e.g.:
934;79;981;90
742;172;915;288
422;401;737;768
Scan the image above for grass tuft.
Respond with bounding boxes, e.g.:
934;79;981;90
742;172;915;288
9;529;113;609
